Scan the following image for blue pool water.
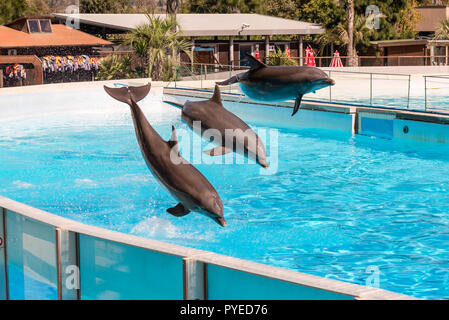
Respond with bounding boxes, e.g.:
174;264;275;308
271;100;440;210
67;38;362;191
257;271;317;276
2;88;449;300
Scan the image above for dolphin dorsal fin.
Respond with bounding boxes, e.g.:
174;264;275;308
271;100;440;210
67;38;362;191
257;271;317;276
245;53;267;71
209;85;222;104
168;125;179;155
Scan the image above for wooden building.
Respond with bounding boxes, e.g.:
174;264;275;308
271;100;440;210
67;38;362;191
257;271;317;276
0;16;112;87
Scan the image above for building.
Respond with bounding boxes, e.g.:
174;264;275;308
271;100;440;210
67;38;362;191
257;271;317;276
415;5;449;37
52;13;325;68
0;16;112;87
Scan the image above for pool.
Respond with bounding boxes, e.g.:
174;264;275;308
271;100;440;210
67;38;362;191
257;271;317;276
1;86;449;300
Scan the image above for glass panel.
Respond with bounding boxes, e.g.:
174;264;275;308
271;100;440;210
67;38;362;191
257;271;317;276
79;235;183;300
39;19;52;33
27;20;40;33
207;265;354;300
6;211;58;300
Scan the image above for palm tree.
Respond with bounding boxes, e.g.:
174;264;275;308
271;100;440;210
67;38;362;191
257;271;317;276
124;13;192;81
316;15;370;64
346;0;355;66
435;19;449;40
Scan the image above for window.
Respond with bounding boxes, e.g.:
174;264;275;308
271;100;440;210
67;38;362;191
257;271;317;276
28;19;40;33
27;19;52;33
39;19;52;33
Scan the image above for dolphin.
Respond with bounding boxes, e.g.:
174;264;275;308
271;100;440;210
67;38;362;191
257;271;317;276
216;53;335;116
164;84;269;168
104;83;226;227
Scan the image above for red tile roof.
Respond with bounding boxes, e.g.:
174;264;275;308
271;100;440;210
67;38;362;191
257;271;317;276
0;24;112;48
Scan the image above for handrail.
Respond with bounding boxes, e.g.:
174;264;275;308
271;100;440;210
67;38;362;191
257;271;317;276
423;75;449;110
175;64;412;110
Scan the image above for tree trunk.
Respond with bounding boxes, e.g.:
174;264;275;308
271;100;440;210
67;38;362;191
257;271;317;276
347;0;356;67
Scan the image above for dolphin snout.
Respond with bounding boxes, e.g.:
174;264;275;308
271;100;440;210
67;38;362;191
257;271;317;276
215;217;227;227
326;78;336;86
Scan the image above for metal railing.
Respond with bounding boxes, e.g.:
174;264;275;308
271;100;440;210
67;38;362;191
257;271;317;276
174;63;413;110
424;75;449;111
325;70;412;109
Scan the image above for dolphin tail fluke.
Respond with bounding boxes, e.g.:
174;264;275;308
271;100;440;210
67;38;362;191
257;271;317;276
216;76;239;86
292;95;303;116
104;83;151;106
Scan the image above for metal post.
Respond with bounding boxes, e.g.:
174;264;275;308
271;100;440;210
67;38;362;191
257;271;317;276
183;258;206;300
299;35;304;66
370;73;373;105
0;208;8;300
56;229;80;300
424;76;427;111
200;64;203;88
407;74;411;109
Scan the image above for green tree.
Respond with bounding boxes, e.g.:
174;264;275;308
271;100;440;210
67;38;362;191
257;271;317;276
80;0;133;13
182;0;266;14
124;14;192;81
266;0;297;20
297;0;345;30
25;0;51;16
0;0;28;24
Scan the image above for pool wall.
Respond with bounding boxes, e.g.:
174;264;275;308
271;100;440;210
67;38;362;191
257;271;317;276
0;196;414;300
163;87;449;144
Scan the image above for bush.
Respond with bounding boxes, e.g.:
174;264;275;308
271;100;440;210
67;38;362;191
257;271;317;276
97;55;137;80
267;48;298;66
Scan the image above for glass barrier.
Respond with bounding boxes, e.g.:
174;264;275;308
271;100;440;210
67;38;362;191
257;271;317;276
206;264;353;300
78;234;183;300
5;210;58;300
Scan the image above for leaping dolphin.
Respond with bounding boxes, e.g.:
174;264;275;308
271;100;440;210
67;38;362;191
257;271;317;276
217;53;335;116
104;83;226;227
164;84;269;168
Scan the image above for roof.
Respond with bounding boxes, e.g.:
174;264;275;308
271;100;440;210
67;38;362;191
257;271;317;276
0;24;112;49
52;13;325;36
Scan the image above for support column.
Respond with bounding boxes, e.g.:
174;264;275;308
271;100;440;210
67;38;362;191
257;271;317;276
444;45;449;65
299;35;304;66
430;45;435;65
229;36;234;70
183;258;206;300
265;35;270;64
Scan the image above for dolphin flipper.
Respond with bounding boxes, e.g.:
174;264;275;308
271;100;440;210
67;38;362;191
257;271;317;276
104;83;151;106
292;95;303;116
167;203;190;217
216;75;239;86
204;146;233;156
163;100;184;110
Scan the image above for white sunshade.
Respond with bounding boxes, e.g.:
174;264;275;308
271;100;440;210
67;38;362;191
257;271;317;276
53;13;325;37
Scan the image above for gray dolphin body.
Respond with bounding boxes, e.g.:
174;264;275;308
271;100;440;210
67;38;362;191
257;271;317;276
104;84;226;227
164;85;269;168
217;53;335;116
